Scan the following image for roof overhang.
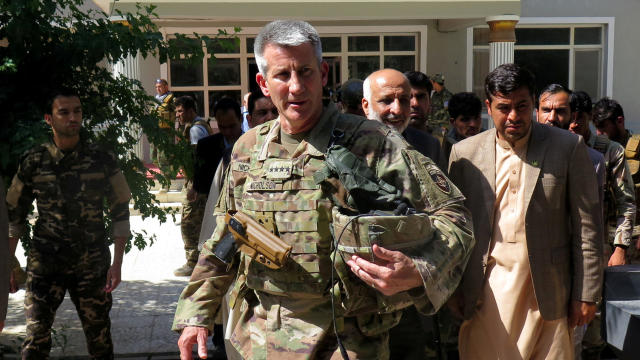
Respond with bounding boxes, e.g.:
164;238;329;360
93;0;520;22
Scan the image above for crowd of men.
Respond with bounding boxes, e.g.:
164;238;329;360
2;18;639;360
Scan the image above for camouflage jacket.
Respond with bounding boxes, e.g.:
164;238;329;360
172;105;474;358
588;133;636;247
6;140;131;263
428;88;453;131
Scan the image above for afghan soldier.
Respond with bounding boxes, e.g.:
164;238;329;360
173;20;475;360
174;95;214;277
153;78;175;174
428;73;453;139
7;90;131;359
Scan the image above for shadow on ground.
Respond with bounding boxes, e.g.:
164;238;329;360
0;279;188;358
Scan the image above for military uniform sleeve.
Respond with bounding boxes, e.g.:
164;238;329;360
371;131;475;315
172;165;238;332
609;144;636;247
103;150;131;238
6;153;37;239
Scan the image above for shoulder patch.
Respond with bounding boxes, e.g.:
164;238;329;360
429;169;451;194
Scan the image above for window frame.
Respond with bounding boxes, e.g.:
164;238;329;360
162;25;427;118
466;17;615;99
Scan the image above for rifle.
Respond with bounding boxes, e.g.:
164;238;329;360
214;210;292;270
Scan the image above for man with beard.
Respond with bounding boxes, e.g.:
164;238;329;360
363;69;446;170
449;64;602;359
7;90;130;358
538;85;636;267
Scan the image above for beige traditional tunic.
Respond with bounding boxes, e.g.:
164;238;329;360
458;131;573;359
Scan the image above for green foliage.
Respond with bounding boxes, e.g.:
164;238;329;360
0;0;238;250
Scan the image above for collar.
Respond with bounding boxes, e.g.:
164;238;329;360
496;123;532;153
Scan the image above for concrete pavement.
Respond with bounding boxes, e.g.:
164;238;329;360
0;214;205;359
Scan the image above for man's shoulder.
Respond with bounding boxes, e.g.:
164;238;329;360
453;128;493;153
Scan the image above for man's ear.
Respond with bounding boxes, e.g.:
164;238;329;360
362;97;370;117
616;115;625;127
256;72;269;97
44;114;52;126
320;61;329;87
485;99;492;118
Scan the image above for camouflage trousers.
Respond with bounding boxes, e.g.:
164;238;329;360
23;248;113;359
389;306;460;360
181;191;208;265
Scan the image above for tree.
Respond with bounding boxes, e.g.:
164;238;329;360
0;0;238;250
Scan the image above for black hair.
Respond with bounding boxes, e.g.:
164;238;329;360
338;79;364;109
213;97;242;120
448;92;482;120
46;88;80;114
570;90;593;114
484;63;536;103
247;92;267;115
593;97;624;127
175;96;197;112
537;83;571;108
404;71;433;93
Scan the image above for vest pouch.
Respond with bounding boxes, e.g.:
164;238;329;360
355;311;403;337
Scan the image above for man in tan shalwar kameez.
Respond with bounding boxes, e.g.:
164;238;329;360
449;64;603;359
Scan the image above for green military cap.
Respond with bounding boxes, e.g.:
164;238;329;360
431;73;445;85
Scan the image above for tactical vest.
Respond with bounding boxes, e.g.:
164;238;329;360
624;134;640;222
229;114;414;329
183;119;215;139
158;93;175;129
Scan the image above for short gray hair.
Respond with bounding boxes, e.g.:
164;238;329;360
254;20;323;75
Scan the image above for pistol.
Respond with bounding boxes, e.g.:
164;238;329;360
214;210;292;269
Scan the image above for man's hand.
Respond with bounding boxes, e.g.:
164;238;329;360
608;246;627;267
346;244;423;296
178;326;209;360
104;263;122;293
568;300;597;328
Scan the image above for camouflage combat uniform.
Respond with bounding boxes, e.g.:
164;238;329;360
180;118;212;268
152;91;175;170
428;88;453;137
6;140;131;359
582;133;636;359
172;104;475;359
587;134;636;248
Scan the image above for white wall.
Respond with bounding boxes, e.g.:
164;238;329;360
426;20;469;95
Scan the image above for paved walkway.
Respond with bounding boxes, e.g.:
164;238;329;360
0;215;204;359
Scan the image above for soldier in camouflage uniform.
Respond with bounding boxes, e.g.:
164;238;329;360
174;96;214;277
6;90;131;359
153;78;176;173
564;90;636;360
173;20;475;360
592;97;640;263
428;73;453;140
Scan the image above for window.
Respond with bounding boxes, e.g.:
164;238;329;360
168;31;420;118
470;24;605;102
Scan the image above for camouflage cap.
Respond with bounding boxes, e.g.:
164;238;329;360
431;73;445;85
